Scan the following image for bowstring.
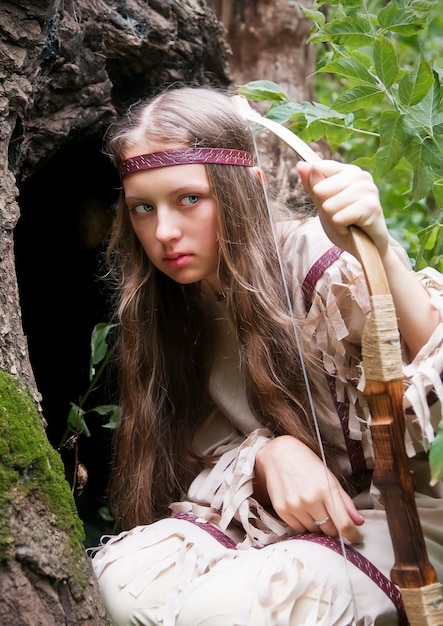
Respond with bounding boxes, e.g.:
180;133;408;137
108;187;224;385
250;127;359;618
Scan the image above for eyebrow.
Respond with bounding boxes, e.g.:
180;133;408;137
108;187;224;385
125;183;211;202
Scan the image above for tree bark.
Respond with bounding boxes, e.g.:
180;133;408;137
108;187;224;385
0;0;230;622
207;0;318;206
207;0;315;102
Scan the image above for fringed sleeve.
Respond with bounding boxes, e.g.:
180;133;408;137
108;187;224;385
284;218;443;457
402;267;443;455
172;423;292;548
310;258;443;456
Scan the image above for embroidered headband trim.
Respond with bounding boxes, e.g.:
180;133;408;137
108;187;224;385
118;147;255;179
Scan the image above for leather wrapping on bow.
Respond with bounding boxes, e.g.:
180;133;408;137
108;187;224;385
231;95;443;625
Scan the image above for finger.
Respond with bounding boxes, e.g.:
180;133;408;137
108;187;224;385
313;171;377;206
322;201;379;231
328;507;364;544
310;512;336;534
296;161;314;191
281;511;314;535
323;486;365;543
296;161;331;192
285;505;338;536
305;160;355;190
342;493;365;527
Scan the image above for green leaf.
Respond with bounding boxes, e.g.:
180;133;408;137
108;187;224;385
377;0;401;29
237;81;289;103
333;85;385;113
433;179;443;207
318;58;376;86
98;506;115;522
315;0;362;7
405;135;441;169
373;35;399;88
430;420;443;485
410;164;435;200
298;119;326;142
90;322;117;380
375;110;409;174
88;404;120;429
67;404;91;437
90;404;120;417
271;100;351;123
266;102;308;125
378;6;426;35
406;0;440;21
408;73;443;130
319;15;374;48
398;56;434;106
324;123;355;147
417;222;439;251
299;7;325;27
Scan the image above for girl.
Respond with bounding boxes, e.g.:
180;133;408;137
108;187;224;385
91;86;443;625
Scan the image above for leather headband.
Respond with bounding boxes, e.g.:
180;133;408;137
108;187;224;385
118;147;255;179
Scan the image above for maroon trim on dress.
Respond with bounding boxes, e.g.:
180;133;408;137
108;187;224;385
172;512;237;549
326;374;372;493
291;533;407;625
302;245;344;312
301;245;370;489
118;148;255;179
171;513;406;624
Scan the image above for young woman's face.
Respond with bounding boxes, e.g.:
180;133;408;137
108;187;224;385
123;157;220;289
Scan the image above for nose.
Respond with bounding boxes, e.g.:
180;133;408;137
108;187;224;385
155;207;182;243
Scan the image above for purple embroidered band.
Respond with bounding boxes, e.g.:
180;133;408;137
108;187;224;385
118;147;255;179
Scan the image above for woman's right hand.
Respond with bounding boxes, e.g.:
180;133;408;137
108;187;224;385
254;435;364;543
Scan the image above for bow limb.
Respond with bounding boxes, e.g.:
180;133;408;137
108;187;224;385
350;226;443;625
231;95;443;624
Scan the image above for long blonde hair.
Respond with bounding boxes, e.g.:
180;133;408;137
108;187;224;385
105;86;337;529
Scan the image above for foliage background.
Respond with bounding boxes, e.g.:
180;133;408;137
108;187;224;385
240;0;443;267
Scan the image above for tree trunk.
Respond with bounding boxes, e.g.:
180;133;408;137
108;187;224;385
0;0;230;622
207;0;315;101
207;0;318;206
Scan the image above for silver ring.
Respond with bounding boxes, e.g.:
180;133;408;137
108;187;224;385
313;515;330;527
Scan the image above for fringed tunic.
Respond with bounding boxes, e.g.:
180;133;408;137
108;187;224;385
91;217;443;626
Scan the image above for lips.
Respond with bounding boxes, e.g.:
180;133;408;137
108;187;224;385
164;253;192;268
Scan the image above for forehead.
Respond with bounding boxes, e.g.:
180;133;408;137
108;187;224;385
123;162;211;195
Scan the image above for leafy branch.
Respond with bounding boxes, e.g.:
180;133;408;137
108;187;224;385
60;322;119;494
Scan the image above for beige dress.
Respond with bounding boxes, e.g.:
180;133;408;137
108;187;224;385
91;217;443;626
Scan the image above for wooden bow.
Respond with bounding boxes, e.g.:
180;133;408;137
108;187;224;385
231;95;443;625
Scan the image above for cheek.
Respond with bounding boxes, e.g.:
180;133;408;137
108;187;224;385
131;222;156;254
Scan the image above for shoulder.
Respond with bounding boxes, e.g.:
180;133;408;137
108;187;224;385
277;216;344;281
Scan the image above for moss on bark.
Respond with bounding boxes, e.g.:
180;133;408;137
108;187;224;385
0;370;88;592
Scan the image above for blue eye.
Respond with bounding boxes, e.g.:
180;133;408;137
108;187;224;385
132;203;153;214
181;195;200;206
